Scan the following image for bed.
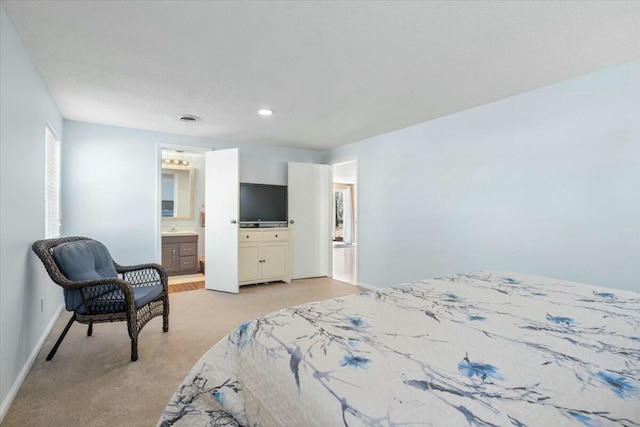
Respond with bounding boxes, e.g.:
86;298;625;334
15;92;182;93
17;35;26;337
159;271;640;426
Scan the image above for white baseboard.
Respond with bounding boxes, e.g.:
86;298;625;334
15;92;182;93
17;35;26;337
0;303;64;423
357;281;378;291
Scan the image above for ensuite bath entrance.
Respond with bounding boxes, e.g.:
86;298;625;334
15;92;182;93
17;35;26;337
159;146;206;289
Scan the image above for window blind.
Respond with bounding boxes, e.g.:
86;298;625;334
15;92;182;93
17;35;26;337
45;126;60;238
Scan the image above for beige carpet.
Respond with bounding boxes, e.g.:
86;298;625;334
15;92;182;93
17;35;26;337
2;278;362;427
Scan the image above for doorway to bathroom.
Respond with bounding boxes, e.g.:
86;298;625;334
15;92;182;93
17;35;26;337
159;146;206;288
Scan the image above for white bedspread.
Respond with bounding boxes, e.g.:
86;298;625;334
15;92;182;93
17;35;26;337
159;271;640;426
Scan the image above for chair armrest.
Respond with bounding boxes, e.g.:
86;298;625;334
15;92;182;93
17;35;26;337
58;277;137;313
56;276;132;292
114;262;168;290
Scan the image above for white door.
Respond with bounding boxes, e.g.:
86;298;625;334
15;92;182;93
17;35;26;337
288;162;331;279
205;149;239;293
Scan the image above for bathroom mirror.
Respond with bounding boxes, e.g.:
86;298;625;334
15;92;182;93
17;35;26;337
161;166;194;220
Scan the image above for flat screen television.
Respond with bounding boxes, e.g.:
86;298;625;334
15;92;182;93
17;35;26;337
239;183;288;225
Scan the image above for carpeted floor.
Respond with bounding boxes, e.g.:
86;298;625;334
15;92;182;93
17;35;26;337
2;278;362;427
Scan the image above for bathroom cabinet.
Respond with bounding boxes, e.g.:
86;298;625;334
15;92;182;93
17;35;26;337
161;234;199;275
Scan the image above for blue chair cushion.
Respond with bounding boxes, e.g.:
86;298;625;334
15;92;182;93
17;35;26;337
52;240;164;314
53;240;118;281
52;240;119;312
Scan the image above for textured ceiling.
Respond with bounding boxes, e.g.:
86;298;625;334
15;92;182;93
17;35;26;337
3;1;640;150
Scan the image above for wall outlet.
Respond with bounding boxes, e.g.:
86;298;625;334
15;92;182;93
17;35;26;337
40;297;44;312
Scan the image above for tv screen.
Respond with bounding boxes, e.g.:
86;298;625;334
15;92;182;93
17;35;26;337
239;183;288;223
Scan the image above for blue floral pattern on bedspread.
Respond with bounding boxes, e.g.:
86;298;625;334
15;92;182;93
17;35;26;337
159;271;640;426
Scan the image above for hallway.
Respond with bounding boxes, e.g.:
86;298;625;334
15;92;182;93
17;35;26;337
332;243;356;285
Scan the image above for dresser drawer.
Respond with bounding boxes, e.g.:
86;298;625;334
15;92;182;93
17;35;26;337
239;230;262;242
263;230;289;242
179;242;197;256
179;256;197;270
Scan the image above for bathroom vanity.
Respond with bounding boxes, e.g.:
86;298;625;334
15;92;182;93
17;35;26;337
161;233;199;275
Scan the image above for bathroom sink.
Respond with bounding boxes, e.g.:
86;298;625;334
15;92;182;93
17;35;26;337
162;230;198;236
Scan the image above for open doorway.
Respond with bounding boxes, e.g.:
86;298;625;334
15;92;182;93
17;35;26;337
332;160;357;285
159;146;206;288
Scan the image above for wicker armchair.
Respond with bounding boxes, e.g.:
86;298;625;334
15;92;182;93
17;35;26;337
32;236;169;362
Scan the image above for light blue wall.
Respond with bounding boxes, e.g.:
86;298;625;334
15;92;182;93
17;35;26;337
324;60;640;292
0;8;64;417
62;120;322;265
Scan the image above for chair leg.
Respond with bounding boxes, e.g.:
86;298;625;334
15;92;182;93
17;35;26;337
126;313;139;362
87;322;93;336
163;297;169;333
163;316;169;332
131;339;138;362
46;314;76;361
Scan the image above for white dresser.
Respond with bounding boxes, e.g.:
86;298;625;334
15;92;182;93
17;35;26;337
238;227;291;286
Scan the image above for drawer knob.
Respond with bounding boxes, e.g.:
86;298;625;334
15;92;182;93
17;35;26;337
275;234;278;238
246;235;249;239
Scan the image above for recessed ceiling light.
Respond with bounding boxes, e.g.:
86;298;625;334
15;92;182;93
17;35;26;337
179;114;201;123
258;108;274;116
